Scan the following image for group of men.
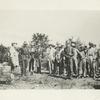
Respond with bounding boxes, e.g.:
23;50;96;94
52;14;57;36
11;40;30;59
47;39;100;79
9;39;100;80
9;41;42;77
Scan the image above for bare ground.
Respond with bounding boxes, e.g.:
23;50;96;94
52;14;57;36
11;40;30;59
0;71;100;89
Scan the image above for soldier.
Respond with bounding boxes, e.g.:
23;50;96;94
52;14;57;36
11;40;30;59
64;40;74;79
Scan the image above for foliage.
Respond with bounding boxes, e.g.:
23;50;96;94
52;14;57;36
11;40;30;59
0;44;9;63
32;33;49;51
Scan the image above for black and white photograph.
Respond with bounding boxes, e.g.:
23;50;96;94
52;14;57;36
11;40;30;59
0;1;100;90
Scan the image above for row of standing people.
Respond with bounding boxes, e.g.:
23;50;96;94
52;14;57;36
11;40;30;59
9;40;100;80
47;40;100;79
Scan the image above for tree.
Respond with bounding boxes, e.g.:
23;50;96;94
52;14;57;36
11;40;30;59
0;44;9;63
31;33;49;57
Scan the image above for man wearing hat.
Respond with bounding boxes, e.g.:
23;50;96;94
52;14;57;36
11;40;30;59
79;45;87;78
63;41;73;79
46;44;56;74
34;44;42;74
54;45;61;75
29;44;35;75
87;42;96;77
72;42;81;77
21;41;30;76
96;44;100;78
10;43;19;72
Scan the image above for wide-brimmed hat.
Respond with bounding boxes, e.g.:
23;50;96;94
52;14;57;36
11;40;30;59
48;44;55;47
89;42;93;47
23;41;28;45
11;42;17;46
71;42;76;47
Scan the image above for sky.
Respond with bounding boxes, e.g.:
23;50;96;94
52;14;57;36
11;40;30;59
0;10;100;46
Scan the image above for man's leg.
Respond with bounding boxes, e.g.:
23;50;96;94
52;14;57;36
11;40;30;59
70;58;74;77
90;57;94;77
74;58;78;76
53;59;57;74
79;60;83;77
59;59;64;75
29;59;32;72
49;59;52;74
38;59;41;73
24;60;28;76
83;59;87;77
66;58;71;79
31;59;34;72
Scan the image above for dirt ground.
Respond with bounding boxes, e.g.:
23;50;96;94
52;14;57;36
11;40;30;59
0;71;100;89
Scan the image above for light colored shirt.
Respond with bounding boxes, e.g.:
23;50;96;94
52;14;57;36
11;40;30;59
10;46;19;66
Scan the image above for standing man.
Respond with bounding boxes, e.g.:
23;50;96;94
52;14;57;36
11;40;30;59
79;46;87;78
34;45;42;74
10;43;19;73
64;40;74;79
29;44;35;75
54;46;61;75
96;44;100;78
19;48;24;76
22;41;30;76
87;42;95;77
46;44;56;75
72;42;81;77
59;45;65;76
